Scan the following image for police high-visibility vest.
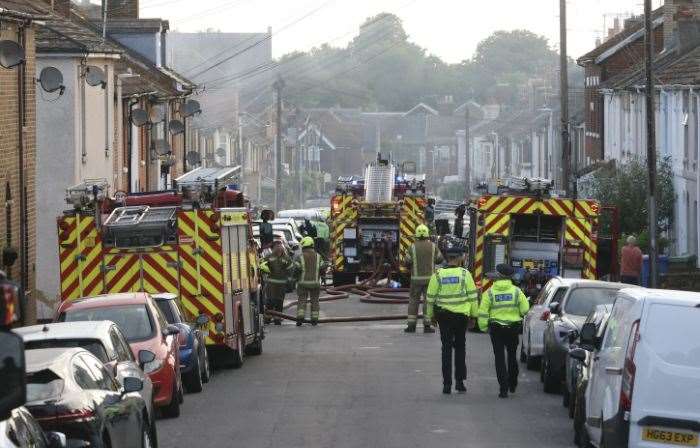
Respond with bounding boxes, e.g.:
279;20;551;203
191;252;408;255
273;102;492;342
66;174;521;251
297;250;322;288
426;266;478;319
478;279;530;331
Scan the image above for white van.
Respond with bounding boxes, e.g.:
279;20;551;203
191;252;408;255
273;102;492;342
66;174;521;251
583;288;700;448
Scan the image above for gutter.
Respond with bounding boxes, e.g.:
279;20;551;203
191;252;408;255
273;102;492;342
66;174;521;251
0;7;50;21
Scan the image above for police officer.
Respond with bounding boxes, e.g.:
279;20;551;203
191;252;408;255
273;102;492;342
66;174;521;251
260;241;291;325
426;246;478;394
478;264;530;398
294;236;327;326
404;224;444;333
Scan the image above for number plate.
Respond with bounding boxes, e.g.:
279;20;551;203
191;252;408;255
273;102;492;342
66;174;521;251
643;427;699;446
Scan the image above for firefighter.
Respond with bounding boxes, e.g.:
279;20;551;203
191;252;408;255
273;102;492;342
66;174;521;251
404;224;444;334
425;246;478;394
294;236;327;326
260;241;291;326
478;264;530;398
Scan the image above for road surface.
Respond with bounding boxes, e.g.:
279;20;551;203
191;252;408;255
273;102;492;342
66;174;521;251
158;295;574;448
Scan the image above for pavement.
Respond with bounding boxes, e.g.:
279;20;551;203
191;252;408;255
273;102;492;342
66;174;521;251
158;294;575;448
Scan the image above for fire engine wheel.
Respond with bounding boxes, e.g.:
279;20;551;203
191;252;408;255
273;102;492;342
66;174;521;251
245;330;263;356
229;315;245;368
160;382;181;419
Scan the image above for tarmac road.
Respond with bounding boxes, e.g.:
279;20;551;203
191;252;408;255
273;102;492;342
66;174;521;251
158;295;574;448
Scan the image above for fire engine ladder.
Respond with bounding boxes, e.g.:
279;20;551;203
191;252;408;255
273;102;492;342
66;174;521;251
105;206;151;227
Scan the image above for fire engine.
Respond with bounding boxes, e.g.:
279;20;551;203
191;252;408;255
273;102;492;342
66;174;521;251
468;177;619;294
330;156;427;285
57;167;263;367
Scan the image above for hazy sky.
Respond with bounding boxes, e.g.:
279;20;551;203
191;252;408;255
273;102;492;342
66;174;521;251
138;0;664;62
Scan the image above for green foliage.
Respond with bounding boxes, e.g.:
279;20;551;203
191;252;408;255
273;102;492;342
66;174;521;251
589;157;675;244
281;15;575;110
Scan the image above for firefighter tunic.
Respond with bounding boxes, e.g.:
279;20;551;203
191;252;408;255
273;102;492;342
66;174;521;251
405;239;444;327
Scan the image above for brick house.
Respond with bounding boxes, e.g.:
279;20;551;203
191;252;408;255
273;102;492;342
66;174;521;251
0;1;47;322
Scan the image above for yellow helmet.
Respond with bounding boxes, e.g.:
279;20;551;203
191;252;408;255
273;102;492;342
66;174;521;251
415;224;430;239
301;236;315;248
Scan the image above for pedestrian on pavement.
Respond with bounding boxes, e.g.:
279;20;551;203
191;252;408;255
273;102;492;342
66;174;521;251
425;246;478;394
404;224;444;334
294;236;327;326
479;264;530;398
260;241;291;325
620;235;643;285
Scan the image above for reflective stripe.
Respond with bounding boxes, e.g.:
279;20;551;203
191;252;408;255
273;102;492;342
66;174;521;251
266;278;287;284
491;303;520;310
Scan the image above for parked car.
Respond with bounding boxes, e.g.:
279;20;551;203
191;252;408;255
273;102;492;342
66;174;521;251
564;305;611;414
580;288;700;448
16;321;154;426
56;293;184;418
521;277;573;370
152;293;210;393
569;306;613;447
0;406;78;448
253;218;303;244
277;209;326;226
24;347;153;448
542;280;623;393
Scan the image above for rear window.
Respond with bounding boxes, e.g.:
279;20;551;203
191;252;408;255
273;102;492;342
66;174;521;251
155;300;176;323
24;339;109;363
26;369;64;402
564;287;618;316
61;305;154;342
645;304;700;368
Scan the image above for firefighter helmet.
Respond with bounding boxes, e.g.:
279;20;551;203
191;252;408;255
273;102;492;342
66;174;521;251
301;236;315;248
415;224;430;239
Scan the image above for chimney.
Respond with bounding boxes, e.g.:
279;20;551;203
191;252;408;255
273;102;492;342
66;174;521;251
107;0;139;19
50;0;71;17
664;0;700;52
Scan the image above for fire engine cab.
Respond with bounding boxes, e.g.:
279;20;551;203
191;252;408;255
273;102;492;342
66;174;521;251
57;167;262;367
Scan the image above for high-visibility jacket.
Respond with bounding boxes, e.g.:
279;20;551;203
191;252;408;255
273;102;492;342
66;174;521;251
313;221;330;240
478;279;530;331
261;253;291;284
294;249;326;288
425;266;478;319
405;239;444;285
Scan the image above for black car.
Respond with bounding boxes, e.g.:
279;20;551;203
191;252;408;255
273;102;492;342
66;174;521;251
153;293;210;392
24;347;154;448
568;307;611;447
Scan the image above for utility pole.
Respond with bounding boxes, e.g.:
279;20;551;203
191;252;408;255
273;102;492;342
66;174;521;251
464;103;471;199
644;0;658;288
273;77;285;212
102;0;108;39
559;0;571;196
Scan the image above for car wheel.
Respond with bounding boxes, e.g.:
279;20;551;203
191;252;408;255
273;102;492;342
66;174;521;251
183;352;203;393
543;355;559;394
142;419;154;448
160;381;181;418
563;386;570;408
201;348;211;384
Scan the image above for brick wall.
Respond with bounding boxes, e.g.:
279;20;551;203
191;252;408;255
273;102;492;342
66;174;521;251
0;22;37;322
107;0;139;19
664;0;700;49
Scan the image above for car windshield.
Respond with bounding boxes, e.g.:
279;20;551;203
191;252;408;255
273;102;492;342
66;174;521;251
564;288;618;316
61;305;154;341
26;369;64;402
24;339;109;363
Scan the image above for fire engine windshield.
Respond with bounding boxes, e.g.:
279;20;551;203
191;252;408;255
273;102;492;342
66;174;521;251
61;305;154;342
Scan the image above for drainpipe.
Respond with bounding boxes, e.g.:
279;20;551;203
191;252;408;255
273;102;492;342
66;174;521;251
17;22;29;310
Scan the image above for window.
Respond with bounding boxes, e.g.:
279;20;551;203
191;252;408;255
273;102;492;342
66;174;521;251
645;304;700;368
24;339;110;363
156;300;176;324
61;305;155;341
151;301;169;331
110;326;134;362
72;356;100;390
602;297;635;352
535;282;554;305
551;287;569;305
564;287;619;316
25;369;64;402
80;354;118;392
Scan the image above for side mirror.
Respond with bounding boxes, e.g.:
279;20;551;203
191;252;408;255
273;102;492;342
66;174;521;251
569;347;588;362
195;314;209;326
122;376;143;394
580;322;597;347
137;350;156;369
549;301;561;315
46;432;67;448
163;324;179;337
0;331;26;421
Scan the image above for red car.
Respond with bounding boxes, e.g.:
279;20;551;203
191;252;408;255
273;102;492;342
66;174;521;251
56;292;184;418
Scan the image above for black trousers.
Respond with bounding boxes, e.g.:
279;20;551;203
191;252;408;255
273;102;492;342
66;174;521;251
436;309;468;387
489;323;521;392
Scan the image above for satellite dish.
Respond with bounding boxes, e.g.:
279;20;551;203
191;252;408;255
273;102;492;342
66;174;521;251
38;67;65;94
169;119;185;135
0;40;25;69
182;99;201;117
85;65;106;88
153;139;171;156
186;151;201;166
216;147;226;158
130;109;149;127
149;105;165;123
